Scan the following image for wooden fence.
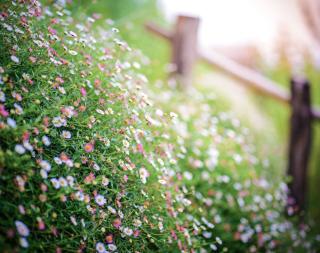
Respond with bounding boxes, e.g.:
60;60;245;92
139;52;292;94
146;15;320;214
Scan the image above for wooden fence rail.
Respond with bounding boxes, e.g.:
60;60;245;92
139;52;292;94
146;15;320;213
145;20;320;120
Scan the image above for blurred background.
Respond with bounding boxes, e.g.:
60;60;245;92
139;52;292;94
68;0;320;230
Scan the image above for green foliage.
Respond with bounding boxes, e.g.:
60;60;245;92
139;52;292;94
0;1;204;252
0;1;319;253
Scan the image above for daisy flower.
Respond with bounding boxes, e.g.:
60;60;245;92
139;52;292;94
93;163;100;171
61;130;71;139
15;221;30;237
39;160;51;172
7;118;16;128
101;176;109;187
11;55;20;63
96;242;106;253
95;194;106;206
23;141;33;151
139;167;149;184
54;157;63;165
65;159;74;167
0;90;5;102
75;191;84;201
40;169;48;179
108;244;117;252
59;177;68;187
84;142;94;153
50;178;61;189
19;237;29;248
113;218;121;229
42;135;51;146
52;116;67;128
15;144;26;154
123;227;133;236
66;176;75;187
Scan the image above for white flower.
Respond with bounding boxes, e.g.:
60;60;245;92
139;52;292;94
202;231;212;239
23;141;33;151
123;227;133;236
42;136;51;146
52;116;67;127
54;157;62;165
210;244;217;251
14;103;23;114
233;154;243;164
40;169;48;179
96;242;106;253
11;55;20;63
61;130;71;139
133;219;142;227
50;178;60;189
216;237;222;245
107;206;116;214
158;222;164;231
96;109;105;115
70;216;77;226
95;194;106;206
75;191;84;201
93;163;100;171
69;50;78;55
58;86;66;94
139;167;149;184
122;139;129;149
0;90;5;102
108;244;117;251
7;118;16;128
68;31;78;37
19;237;29;248
15;144;25;154
101;176;109;187
183;171;193;181
65;159;74;167
15;221;30;237
66;176;75;187
62;106;75;118
40;160;51;172
59;177;68;187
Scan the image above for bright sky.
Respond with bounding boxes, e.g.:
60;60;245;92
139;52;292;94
159;0;316;57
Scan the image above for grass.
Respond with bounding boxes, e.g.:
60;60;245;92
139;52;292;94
1;1;320;252
75;0;320;243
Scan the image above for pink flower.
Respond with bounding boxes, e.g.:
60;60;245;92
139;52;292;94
84;172;95;184
137;143;144;154
48;26;57;35
55;76;64;84
29;56;37;63
113;218;121;229
133;230;140;237
0;104;9;117
105;234;113;244
80;87;87;97
84;142;94;153
38;220;45;230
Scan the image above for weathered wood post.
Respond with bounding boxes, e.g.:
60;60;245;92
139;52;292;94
171;15;200;88
287;77;312;213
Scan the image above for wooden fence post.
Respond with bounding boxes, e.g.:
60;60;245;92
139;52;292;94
287;77;312;213
171;15;200;88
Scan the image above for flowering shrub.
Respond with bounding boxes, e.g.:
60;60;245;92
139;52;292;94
0;1;319;253
0;1;209;252
147;86;320;252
